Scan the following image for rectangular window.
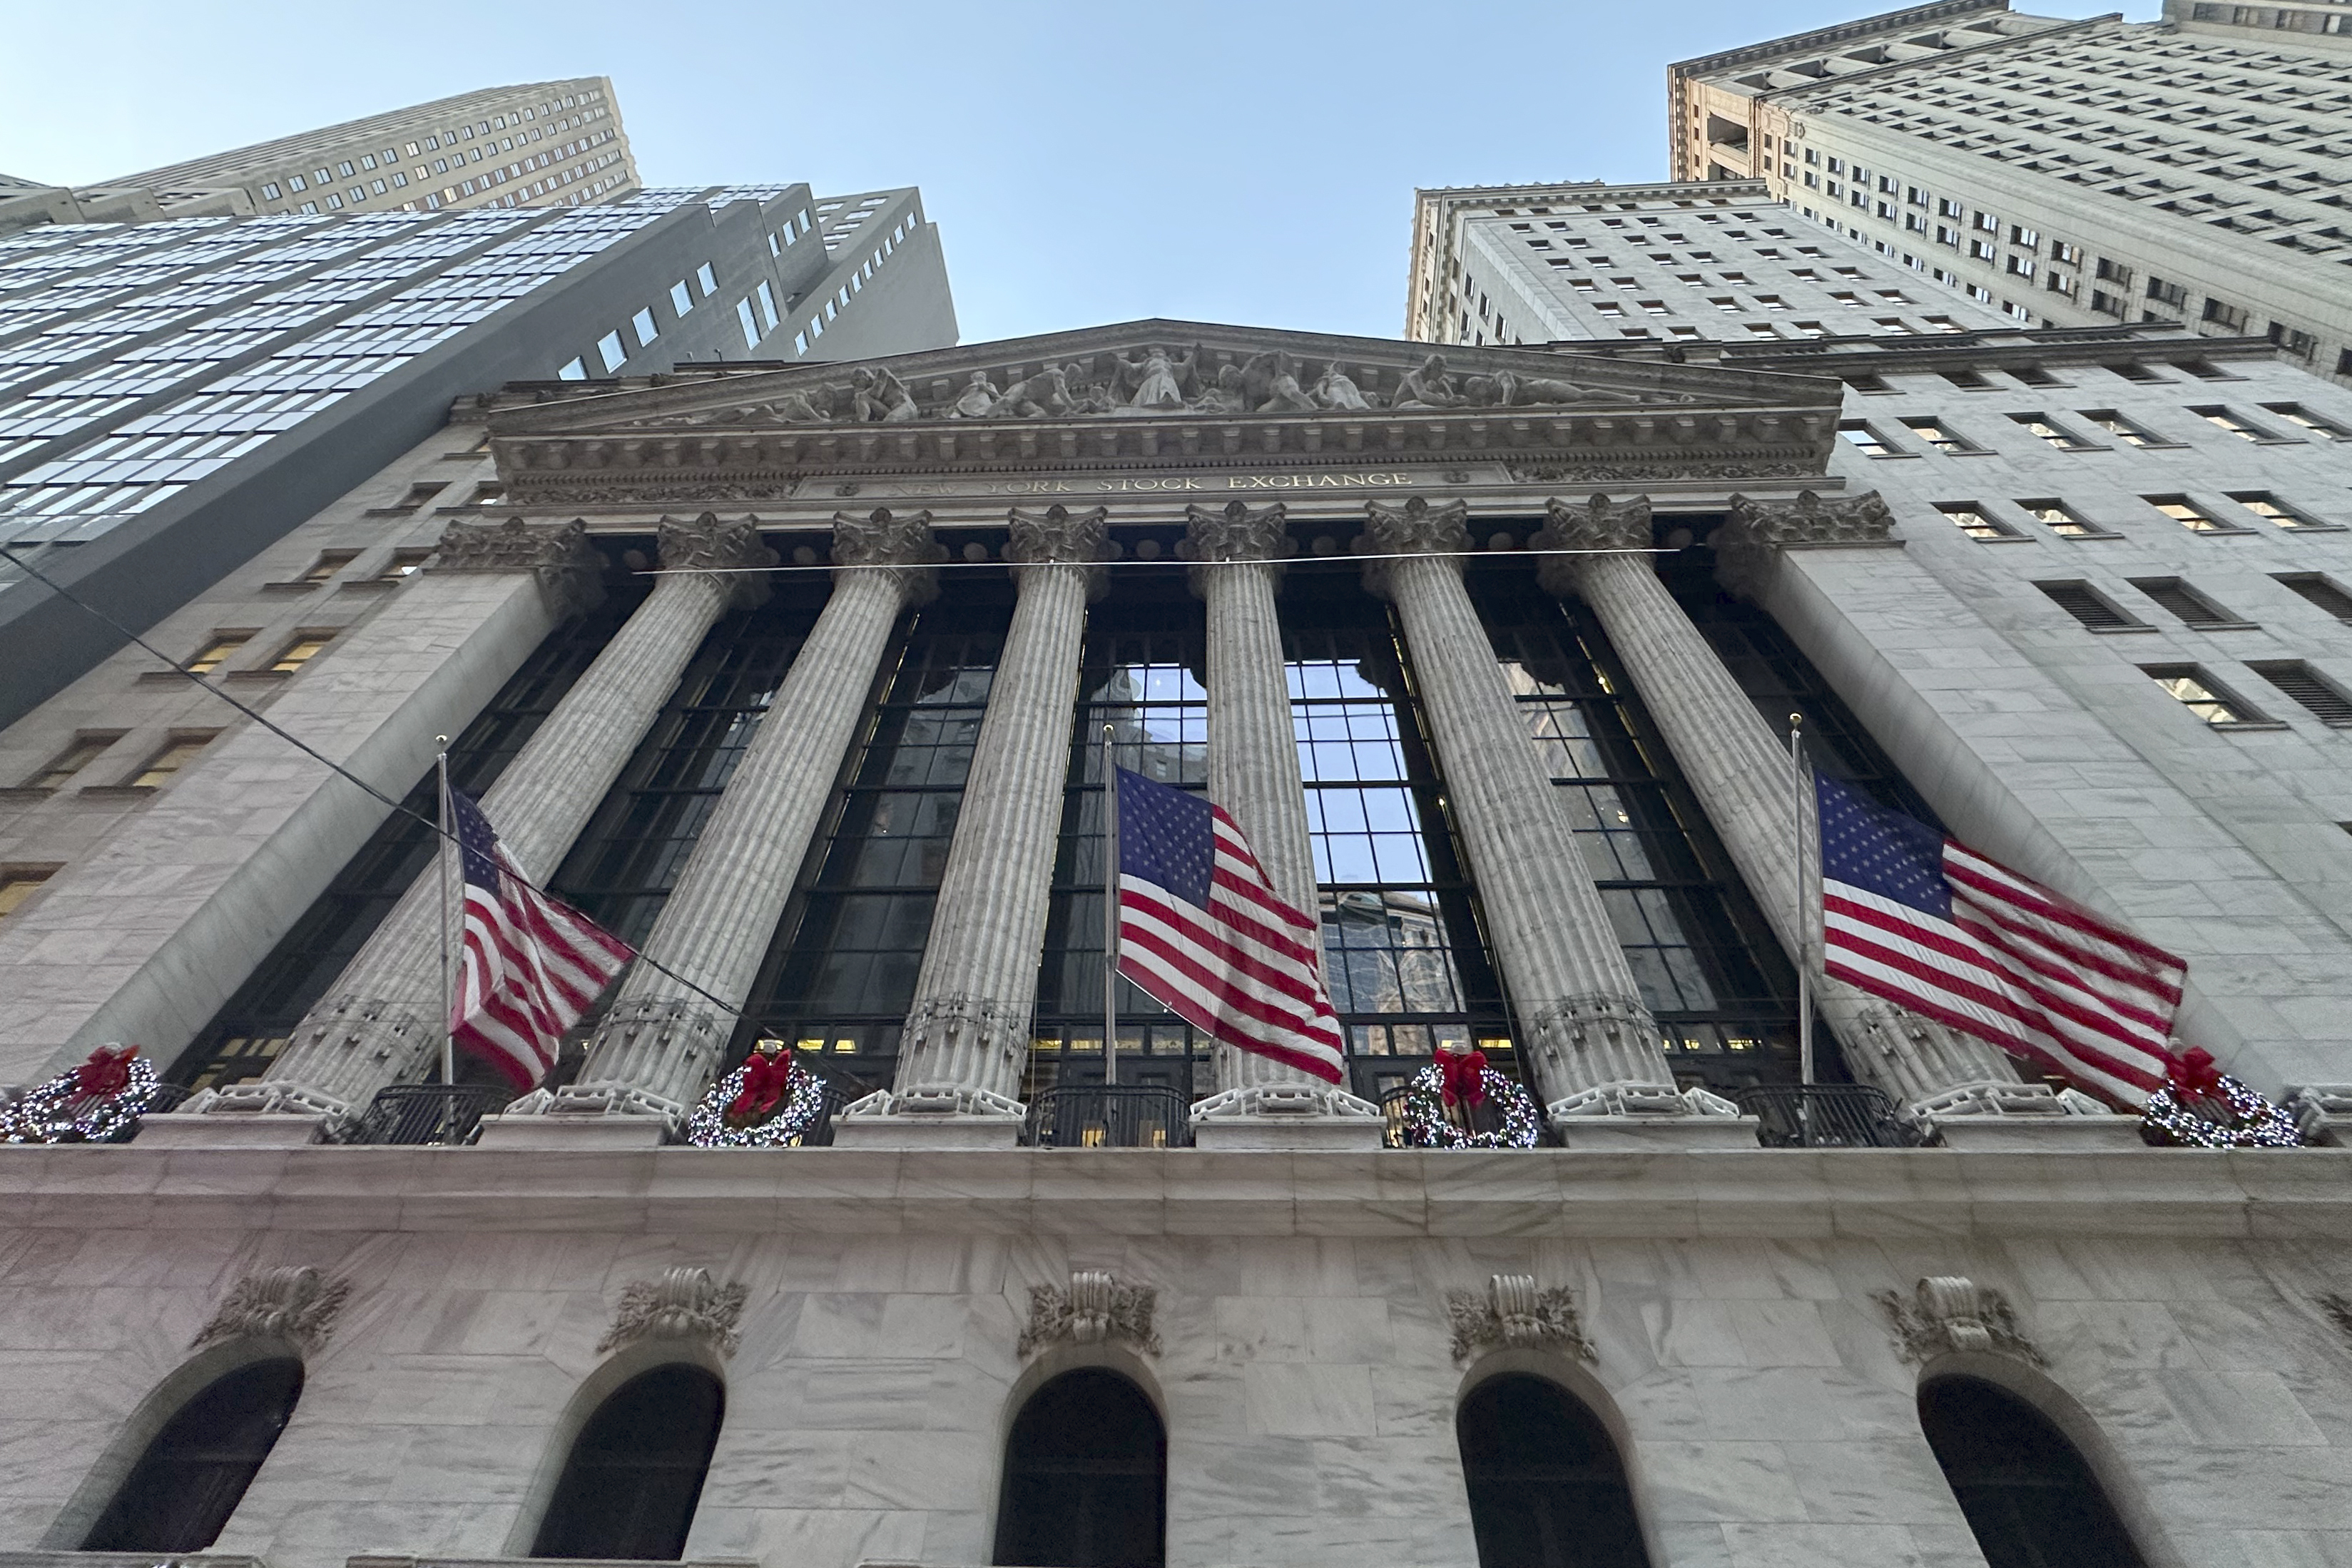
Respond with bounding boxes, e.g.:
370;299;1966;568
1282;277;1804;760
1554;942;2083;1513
2010;413;2097;451
2110;362;2167;384
631;307;658;348
1936;503;2015;541
2144;495;2234;534
269;634;334;674
2274;574;2352;621
2130;578;2247;628
758;280;780;329
596;330;626;373
736;297;762;350
696;263;718;296
185;633;250;675
2248;663;2352;726
300;549;361;583
0;868;54;920
1903;418;1977;454
379;549;433;580
2190;406;2281;442
2037;581;2142;631
133;733;218;788
2019;499;2095;537
2079;410;2169;447
1838;422;1900;458
557;357;586;381
2227;492;2322;530
670;280;693;316
2145;666;2262;726
25;734;119;790
2261;402;2348;440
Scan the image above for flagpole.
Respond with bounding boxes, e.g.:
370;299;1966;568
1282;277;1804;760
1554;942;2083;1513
1789;715;1813;1089
1101;725;1119;1090
435;738;456;1089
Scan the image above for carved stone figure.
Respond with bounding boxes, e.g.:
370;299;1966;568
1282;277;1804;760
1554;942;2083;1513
598;1266;749;1358
1876;1276;2045;1366
1315;362;1373;411
1018;1270;1160;1357
1114;345;1197;409
990;365;1075;419
193;1266;352;1353
1253;353;1320;414
1393;352;1462;411
1445;1274;1597;1365
850;366;919;423
947;370;1002;419
1192;363;1251;414
1495;370;1602;407
1065;362;1123;414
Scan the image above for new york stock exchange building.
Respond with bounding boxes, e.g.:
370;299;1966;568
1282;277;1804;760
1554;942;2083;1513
4;315;2352;1568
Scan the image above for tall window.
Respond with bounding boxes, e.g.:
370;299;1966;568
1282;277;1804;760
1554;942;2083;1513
1457;1374;1650;1568
82;1357;303;1552
174;589;639;1089
734;595;1008;1090
532;1364;723;1562
1918;1375;2144;1568
994;1368;1165;1568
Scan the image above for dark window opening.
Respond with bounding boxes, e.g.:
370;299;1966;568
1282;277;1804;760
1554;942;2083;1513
993;1368;1166;1568
2037;581;2143;631
1457;1373;1651;1568
1918;1375;2144;1568
532;1364;723;1562
83;1357;303;1552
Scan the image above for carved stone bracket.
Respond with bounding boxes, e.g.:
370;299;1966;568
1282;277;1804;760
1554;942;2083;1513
1019;1270;1160;1358
1007;504;1110;599
1532;494;1652;596
598;1266;748;1358
193;1266;352;1353
1446;1274;1597;1365
430;516;604;614
831;506;944;605
656;511;777;609
1359;495;1472;596
1876;1276;2045;1367
1714;489;1898;597
1182;499;1293;595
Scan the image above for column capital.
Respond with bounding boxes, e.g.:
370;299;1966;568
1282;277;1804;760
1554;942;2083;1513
1183;499;1292;596
1358;495;1471;598
1715;489;1898;596
1532;494;1651;597
832;506;943;605
657;511;776;609
1007;503;1109;599
430;516;603;614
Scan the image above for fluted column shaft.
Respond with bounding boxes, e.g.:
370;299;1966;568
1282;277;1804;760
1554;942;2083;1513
1186;502;1328;1097
888;506;1107;1112
237;517;773;1115
564;510;939;1119
1364;498;1680;1114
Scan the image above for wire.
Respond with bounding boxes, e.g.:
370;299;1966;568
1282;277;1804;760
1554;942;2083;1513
0;543;745;1023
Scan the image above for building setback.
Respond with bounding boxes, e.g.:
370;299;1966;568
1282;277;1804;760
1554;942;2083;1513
1667;0;2352;385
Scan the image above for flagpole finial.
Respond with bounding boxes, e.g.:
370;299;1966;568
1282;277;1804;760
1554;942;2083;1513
1787;713;1803;730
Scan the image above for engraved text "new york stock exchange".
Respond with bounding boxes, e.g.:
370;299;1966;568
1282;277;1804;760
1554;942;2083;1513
960;472;1421;496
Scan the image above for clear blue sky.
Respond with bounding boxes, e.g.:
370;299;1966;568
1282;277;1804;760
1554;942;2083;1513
0;0;2150;345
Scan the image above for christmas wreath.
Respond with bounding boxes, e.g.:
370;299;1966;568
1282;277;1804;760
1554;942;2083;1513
686;1040;829;1148
0;1046;159;1144
2140;1047;2301;1149
1398;1047;1542;1149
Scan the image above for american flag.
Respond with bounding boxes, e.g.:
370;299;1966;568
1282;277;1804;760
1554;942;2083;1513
1816;774;2184;1106
1114;767;1346;1084
449;786;634;1091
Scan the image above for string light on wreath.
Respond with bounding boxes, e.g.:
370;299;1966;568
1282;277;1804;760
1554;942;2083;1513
0;1045;159;1144
2140;1047;2301;1149
686;1039;828;1148
1398;1042;1542;1149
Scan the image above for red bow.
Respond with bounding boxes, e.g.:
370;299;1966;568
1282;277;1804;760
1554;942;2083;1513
1437;1048;1488;1109
727;1051;795;1124
2168;1047;2224;1100
71;1046;136;1101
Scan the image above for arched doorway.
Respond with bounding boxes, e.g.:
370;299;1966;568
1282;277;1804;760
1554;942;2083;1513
1457;1373;1651;1568
80;1355;303;1552
531;1363;725;1560
1918;1373;2146;1568
993;1367;1165;1568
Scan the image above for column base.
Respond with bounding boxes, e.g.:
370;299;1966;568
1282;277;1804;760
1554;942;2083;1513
830;1113;1026;1150
474;1111;668;1149
1552;1114;1763;1151
132;1111;327;1147
1932;1113;2147;1151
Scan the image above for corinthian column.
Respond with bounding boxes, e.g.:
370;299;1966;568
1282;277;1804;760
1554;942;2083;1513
1181;500;1380;1142
210;514;774;1123
1362;497;1711;1142
534;509;940;1139
838;504;1106;1148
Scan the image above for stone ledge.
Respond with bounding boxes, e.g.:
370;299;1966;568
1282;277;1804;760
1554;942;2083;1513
0;1554;265;1568
0;1142;2338;1241
352;1558;755;1568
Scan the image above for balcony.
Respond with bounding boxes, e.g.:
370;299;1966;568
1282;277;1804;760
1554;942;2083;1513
1024;1085;1193;1149
347;1084;511;1146
1735;1084;1924;1149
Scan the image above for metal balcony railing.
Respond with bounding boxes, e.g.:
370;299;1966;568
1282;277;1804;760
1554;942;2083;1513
1024;1085;1193;1149
349;1084;511;1146
1736;1084;1924;1149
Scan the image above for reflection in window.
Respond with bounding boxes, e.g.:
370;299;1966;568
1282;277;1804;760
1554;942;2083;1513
735;596;1007;1086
